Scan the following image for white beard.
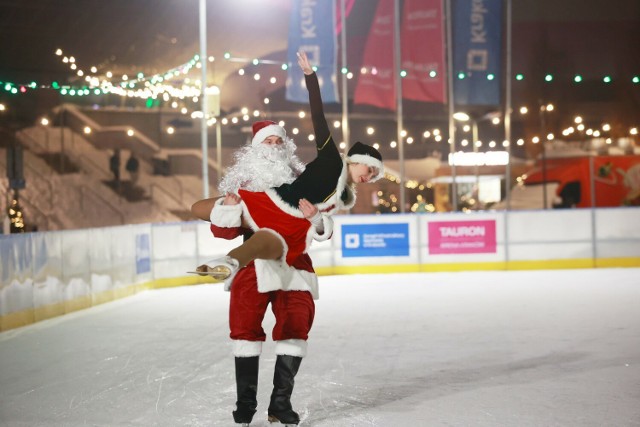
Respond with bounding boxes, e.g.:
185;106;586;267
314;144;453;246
218;137;306;195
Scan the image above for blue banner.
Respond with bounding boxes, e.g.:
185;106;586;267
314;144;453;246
286;0;339;104
135;233;151;275
341;223;410;257
452;0;503;105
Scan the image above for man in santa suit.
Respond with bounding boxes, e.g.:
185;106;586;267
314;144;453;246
191;120;332;426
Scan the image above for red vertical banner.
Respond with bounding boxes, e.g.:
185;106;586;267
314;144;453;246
401;0;446;103
353;0;396;110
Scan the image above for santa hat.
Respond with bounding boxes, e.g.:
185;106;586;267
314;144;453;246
251;120;287;146
347;141;384;182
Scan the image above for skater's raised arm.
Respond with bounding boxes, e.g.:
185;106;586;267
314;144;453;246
297;52;332;152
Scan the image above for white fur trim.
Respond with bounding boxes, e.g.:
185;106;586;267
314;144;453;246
313;214;334;242
210;198;243;227
275;339;307;357
233;340;263;357
347;154;384;182
254;260;319;299
252;124;286;146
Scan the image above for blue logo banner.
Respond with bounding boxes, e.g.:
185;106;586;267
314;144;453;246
135;233;151;275
286;0;339;104
341;223;410;257
452;0;503;105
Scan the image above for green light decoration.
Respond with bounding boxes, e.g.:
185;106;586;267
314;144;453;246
633;76;640;84
52;81;60;89
457;72;466;80
400;70;407;78
487;73;495;81
223;52;231;59
516;74;524;80
137;72;144;79
429;70;437;78
545;74;553;82
94;88;101;95
574;75;583;83
281;64;288;70
603;76;612;83
341;67;348;74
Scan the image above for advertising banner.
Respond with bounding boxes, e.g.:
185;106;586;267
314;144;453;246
135;233;151;275
428;219;496;254
452;0;503;105
353;0;395;110
342;223;410;257
286;0;339;103
401;0;446;103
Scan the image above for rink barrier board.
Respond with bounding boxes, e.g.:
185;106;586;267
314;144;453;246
2;209;640;332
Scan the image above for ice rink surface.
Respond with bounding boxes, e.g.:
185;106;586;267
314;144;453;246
1;269;639;427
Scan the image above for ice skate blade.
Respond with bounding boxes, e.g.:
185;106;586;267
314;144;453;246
268;415;298;426
186;269;230;280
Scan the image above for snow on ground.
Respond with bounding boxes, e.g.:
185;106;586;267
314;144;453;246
1;269;639;426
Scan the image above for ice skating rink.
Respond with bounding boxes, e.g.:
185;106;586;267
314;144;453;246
1;269;639;427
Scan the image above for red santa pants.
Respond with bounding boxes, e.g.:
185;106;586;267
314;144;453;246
229;262;315;342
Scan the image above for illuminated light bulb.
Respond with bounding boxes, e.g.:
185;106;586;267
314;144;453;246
69;56;75;63
400;70;407;78
574;116;583;124
423;131;431;138
629;128;637;135
517;139;524;146
532;136;540;143
400;130;407;137
373;143;380;149
461;139;469;147
83;126;91;134
41;118;49;126
122;75;128;81
602;124;611;131
238;69;245;76
278;121;285;127
390;141;397;148
333;121;341;128
463;125;471;132
489;141;496;148
308;134;315;141
77;70;84;76
70;64;77;70
577;124;585;131
487;73;495;80
263;98;269;104
63;56;69;63
221;118;228;125
167;127;175;134
520;106;528;114
347;72;353;79
298;111;306;118
253;110;260;117
547;133;554;140
181;107;188;114
231;117;239;124
243;115;250;121
502;140;509;147
127;129;134;137
55;49;62;56
434;135;442;142
252;58;259;65
270;77;276;84
360;67;367;74
407;137;414;144
366;127;374;135
253;73;260;80
241;107;248;114
516;73;524;80
339;142;346;149
429;70;437;78
292;128;299;135
106;71;113;78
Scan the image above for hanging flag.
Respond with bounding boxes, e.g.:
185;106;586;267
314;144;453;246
452;0;503;105
401;0;447;104
286;0;339;104
354;0;396;110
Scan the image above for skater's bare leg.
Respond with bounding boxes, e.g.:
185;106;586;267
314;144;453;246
228;230;284;268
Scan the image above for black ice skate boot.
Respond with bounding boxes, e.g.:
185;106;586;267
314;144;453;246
233;356;260;425
267;355;302;425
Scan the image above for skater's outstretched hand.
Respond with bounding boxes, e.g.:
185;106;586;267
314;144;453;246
223;193;241;205
297;51;313;75
299;198;318;218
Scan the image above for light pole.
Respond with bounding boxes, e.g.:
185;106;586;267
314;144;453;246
539;102;554;209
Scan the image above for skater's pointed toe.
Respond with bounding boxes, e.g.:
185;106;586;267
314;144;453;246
201;256;240;280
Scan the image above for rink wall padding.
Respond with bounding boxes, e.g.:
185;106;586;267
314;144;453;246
2;208;640;332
